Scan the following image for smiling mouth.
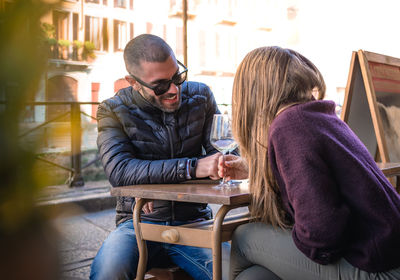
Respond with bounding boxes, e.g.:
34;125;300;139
162;94;178;101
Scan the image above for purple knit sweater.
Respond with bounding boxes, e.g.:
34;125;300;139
268;100;400;273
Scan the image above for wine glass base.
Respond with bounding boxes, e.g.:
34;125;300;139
212;180;240;190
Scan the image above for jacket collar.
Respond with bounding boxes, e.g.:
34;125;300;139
129;86;161;114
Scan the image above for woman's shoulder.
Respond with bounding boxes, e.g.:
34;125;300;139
269;100;337;141
273;100;335;124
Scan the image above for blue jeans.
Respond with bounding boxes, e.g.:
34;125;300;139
90;219;231;280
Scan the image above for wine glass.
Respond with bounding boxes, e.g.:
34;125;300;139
210;114;238;189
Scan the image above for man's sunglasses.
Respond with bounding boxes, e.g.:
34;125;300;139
130;60;188;96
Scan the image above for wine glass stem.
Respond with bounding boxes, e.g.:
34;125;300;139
221;152;227;184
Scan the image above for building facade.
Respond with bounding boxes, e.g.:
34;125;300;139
2;0;298;122
42;0;295;106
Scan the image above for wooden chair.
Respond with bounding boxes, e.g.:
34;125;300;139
142;212;251;280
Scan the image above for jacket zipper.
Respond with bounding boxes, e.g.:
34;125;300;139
163;112;174;159
163;112;175;222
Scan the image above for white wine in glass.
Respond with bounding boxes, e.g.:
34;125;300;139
210;114;238;189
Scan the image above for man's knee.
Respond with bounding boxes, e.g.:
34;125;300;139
90;221;139;280
90;251;138;280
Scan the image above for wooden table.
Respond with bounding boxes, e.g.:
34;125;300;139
377;162;400;177
109;163;400;279
376;162;400;190
110;180;250;280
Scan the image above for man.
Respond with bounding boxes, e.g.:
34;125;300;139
90;34;230;280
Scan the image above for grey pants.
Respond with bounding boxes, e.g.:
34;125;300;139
230;223;400;280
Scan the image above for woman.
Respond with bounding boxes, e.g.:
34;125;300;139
219;46;400;279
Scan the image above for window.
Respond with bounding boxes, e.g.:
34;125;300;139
53;11;69;40
103;18;109;51
73;13;78;41
114;0;127;8
85;16;108;51
114;20;127;51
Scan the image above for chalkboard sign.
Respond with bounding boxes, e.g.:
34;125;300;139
341;50;400;186
341;50;400;162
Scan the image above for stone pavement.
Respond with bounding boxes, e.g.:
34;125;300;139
39;181;248;280
37;180;115;280
55;208;116;280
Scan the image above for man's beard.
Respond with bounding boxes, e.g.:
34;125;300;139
140;87;181;113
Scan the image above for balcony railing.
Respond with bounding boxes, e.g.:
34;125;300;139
46;41;96;63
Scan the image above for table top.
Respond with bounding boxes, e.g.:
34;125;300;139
110;163;400;205
376;162;400;177
110;180;250;205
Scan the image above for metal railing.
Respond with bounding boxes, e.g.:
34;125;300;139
13;101;232;188
18;101;100;187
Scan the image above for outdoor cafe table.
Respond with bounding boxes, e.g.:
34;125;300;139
110;180;250;280
377;162;400;178
377;162;400;189
109;163;400;280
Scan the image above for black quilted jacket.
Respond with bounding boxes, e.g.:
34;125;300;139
97;81;220;225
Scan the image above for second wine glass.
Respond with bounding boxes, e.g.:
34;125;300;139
210;114;238;189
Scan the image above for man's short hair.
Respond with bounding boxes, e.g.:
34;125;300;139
124;34;174;75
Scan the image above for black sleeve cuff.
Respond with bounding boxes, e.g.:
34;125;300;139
190;157;198;179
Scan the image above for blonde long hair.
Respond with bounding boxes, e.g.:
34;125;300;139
232;46;326;228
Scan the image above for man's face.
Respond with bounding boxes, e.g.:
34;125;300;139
129;56;182;113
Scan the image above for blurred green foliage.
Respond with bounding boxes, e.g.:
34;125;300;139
73;40;83;49
41;22;56;38
83;40;97;60
0;0;55;234
58;39;70;47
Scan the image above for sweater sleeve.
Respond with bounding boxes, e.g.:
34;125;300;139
96;101;188;187
269;112;351;265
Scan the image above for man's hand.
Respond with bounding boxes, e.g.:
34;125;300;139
218;154;249;181
135;198;154;214
195;152;222;180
